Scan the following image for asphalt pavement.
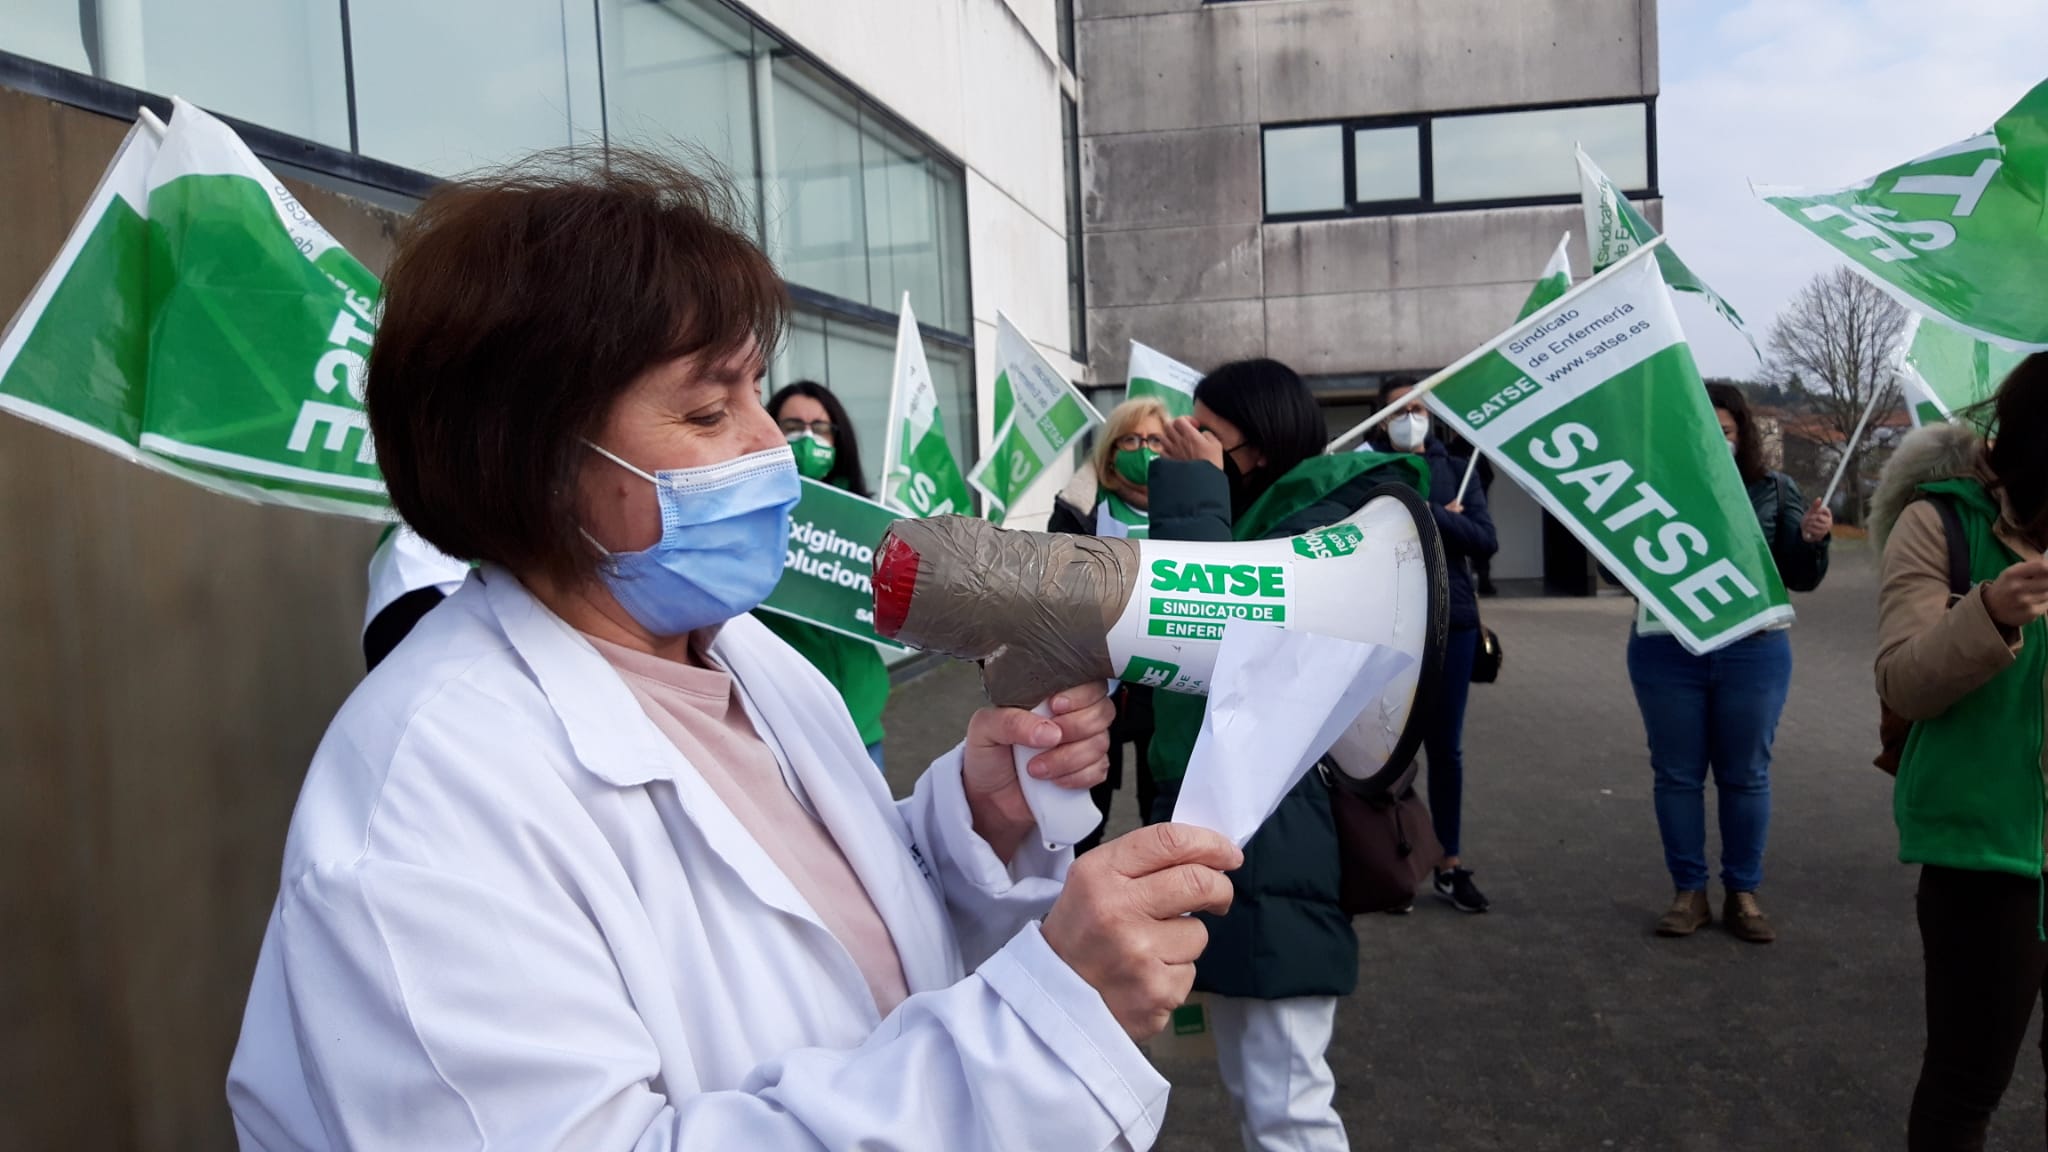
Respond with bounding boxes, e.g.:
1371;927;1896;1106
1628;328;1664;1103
880;541;2042;1151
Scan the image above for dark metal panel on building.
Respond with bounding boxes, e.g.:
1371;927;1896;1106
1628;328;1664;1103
0;87;402;1152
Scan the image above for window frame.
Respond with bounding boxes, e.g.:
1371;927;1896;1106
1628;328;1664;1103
1261;95;1657;223
2;0;982;466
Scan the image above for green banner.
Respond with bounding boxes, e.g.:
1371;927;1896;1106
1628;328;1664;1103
1758;76;2048;351
879;293;975;518
1899;311;2024;426
1516;232;1574;320
966;313;1102;525
760;477;906;648
1578;146;1758;358
1426;241;1791;654
0;100;388;518
1126;340;1199;418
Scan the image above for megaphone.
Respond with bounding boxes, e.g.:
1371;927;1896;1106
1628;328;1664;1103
873;484;1447;846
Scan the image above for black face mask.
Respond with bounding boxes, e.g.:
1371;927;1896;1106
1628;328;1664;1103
1223;451;1270;519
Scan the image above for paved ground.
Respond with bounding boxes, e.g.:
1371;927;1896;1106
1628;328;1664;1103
882;541;2047;1151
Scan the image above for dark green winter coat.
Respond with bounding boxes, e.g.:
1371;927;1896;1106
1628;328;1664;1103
1147;450;1430;1000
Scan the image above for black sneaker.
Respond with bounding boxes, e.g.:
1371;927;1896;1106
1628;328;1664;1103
1384;899;1414;915
1433;868;1490;913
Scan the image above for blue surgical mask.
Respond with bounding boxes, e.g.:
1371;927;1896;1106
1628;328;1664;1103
584;442;801;636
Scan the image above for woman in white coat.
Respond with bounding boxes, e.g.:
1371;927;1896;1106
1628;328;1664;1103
226;152;1241;1151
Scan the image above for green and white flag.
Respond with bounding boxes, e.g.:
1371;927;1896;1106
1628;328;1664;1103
966;313;1102;525
1423;240;1791;654
1516;232;1574;320
0;98;387;518
1578;146;1759;358
1125;340;1200;418
878;293;973;518
1898;311;2025;427
760;478;905;648
1758;77;2048;351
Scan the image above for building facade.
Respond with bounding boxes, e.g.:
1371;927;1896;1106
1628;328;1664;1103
0;2;1079;1148
6;0;1088;513
0;1;1665;1145
1075;0;1661;582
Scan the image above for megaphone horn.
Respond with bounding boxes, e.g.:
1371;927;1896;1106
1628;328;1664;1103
874;484;1447;845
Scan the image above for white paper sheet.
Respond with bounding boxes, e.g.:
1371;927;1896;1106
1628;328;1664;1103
1170;620;1416;848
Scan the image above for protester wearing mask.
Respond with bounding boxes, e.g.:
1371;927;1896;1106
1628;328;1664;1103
1050;397;1170;852
1370;377;1499;913
754;381;891;771
1630;383;1830;943
226;151;1246;1151
1872;356;2048;1149
1149;359;1423;1152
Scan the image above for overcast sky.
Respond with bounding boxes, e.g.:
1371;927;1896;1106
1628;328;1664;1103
1656;0;2048;378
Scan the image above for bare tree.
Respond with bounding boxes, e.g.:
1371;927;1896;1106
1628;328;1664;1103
1765;267;1909;525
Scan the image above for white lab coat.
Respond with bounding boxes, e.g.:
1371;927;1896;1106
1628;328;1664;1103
361;525;471;632
227;565;1168;1150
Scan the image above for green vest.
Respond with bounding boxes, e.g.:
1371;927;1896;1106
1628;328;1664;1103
1894;478;2047;877
1149;451;1428;785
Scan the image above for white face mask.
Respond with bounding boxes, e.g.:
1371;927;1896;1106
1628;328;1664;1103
1389;412;1430;451
1726;436;1740;457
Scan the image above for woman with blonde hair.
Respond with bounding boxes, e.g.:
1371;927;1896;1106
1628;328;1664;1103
1051;396;1171;851
1053;396;1171;540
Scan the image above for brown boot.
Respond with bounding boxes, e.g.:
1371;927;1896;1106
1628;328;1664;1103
1655;890;1712;937
1723;891;1776;943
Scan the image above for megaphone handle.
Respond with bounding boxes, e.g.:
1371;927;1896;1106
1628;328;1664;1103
1014;699;1104;850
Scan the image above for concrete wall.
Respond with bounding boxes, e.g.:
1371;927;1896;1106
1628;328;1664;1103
748;0;1084;526
1076;0;1659;382
0;89;398;1152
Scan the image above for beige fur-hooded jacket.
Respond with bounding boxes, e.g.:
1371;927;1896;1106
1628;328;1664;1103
1871;422;2035;724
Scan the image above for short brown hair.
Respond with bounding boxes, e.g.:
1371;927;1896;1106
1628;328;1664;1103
367;149;786;588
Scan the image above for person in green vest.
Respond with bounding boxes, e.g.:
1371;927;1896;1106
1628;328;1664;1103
756;381;891;771
1873;354;2048;1148
1148;358;1428;1152
1049;396;1169;853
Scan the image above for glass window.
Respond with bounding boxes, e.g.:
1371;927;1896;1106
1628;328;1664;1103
931;161;971;334
1263;124;1344;216
926;341;977;481
861;112;942;323
766;58;869;305
1432;102;1647;203
769;309;975;495
819;318;896;494
3;0;349;147
7;0;98;76
349;0;603;176
1351;124;1420;203
601;0;761;222
1055;0;1075;70
772;310;830;394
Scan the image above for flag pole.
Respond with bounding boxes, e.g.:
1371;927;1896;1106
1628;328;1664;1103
1453;450;1480;505
1821;326;1916;508
1326;237;1667;453
1820;389;1885;510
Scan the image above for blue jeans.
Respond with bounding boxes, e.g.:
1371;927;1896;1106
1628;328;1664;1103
1425;626;1479;859
865;742;885;772
1626;629;1791;893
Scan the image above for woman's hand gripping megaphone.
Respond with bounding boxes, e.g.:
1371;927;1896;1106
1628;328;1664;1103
872;490;1444;848
874;517;1139;846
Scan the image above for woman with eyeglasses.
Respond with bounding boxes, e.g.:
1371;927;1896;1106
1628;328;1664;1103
1050;397;1172;851
756;380;892;771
